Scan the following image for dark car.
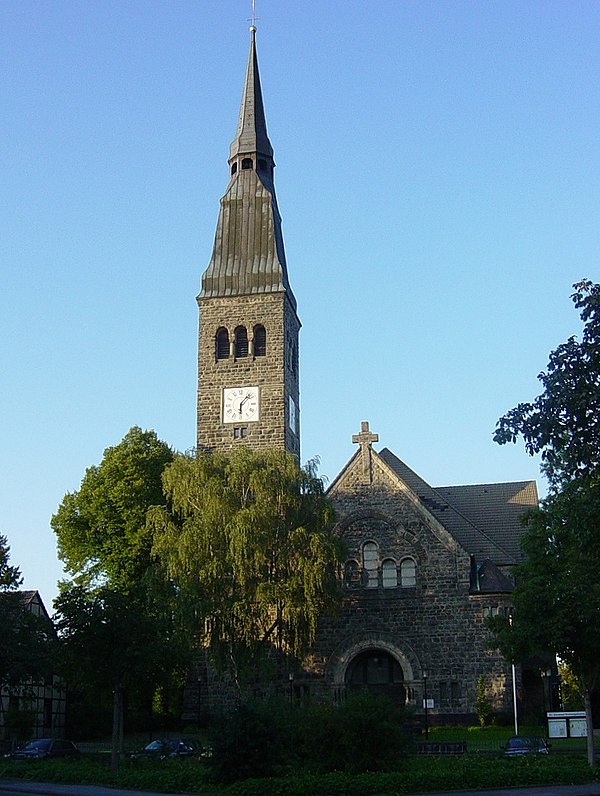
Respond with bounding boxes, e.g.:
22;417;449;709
503;736;550;756
128;737;203;761
4;738;80;760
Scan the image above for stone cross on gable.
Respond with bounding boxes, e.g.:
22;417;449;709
352;421;379;483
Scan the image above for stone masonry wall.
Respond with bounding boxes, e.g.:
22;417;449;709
197;292;300;457
302;456;514;721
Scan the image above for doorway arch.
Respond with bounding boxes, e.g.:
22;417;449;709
345;648;406;704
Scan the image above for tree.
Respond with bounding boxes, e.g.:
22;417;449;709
559;660;585;711
493;282;600;766
475;675;492;727
494;280;600;490
51;427;181;766
488;480;600;764
148;447;344;687
54;584;189;770
52;426;173;591
0;535;55;725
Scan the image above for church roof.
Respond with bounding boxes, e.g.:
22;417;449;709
199;27;297;310
378;448;537;566
229;27;273;163
436;480;538;564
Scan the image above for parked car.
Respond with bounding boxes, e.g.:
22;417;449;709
503;736;550;756
4;738;80;760
128;737;204;761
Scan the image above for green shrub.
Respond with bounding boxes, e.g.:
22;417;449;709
208;697;293;784
475;675;492;727
296;690;414;774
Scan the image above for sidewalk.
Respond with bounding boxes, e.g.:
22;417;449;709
3;779;600;796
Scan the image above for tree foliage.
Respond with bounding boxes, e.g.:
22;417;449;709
490;481;600;689
53;583;189;768
148;447;343;677
53;584;186;697
52;426;173;591
489;479;600;764
493;280;600;765
494;280;600;490
0;535;55;694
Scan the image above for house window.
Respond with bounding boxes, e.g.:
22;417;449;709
400;557;416;588
439;681;449;707
362;542;379;589
216;327;230;359
451;681;460;705
253;324;266;356
242;158;253;170
234;326;248;358
382;558;398;589
344;560;360;589
233;427;248;439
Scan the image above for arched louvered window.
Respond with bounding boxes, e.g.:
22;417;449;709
400;557;416;588
382;558;398;589
362;541;379;589
216;327;230;360
253;324;266;357
234;326;249;358
241;158;253;170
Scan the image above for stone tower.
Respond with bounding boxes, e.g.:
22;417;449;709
196;26;300;457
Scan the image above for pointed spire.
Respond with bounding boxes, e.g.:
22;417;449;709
199;25;296;309
229;26;273;164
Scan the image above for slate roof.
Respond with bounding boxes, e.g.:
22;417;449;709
436;481;538;564
200;27;297;310
378;448;537;566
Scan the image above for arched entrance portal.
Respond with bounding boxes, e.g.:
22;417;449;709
345;649;406;705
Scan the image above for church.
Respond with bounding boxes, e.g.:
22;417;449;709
193;24;542;723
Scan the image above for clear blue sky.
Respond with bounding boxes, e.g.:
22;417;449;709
2;1;599;608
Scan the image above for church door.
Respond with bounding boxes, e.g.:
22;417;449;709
345;650;406;705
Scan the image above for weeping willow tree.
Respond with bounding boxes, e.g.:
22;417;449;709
148;447;344;686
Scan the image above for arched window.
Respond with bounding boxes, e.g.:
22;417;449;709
231;162;238;176
362;542;379;589
382;558;398;589
344;560;360;589
234;326;248;358
215;327;229;360
253;324;266;357
241;158;253;170
400;557;416;588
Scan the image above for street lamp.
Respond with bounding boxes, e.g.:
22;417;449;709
423;671;429;739
509;613;518;736
288;672;294;705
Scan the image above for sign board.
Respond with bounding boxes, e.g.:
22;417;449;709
547;711;586;739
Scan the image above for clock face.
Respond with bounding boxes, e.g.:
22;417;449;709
223;386;259;423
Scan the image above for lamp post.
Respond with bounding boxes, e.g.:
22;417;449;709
423;671;429;739
509;613;518;735
288;672;294;705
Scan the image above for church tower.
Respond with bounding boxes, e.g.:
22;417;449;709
196;26;300;457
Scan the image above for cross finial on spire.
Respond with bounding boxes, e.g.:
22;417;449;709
352;421;379;483
249;0;257;31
